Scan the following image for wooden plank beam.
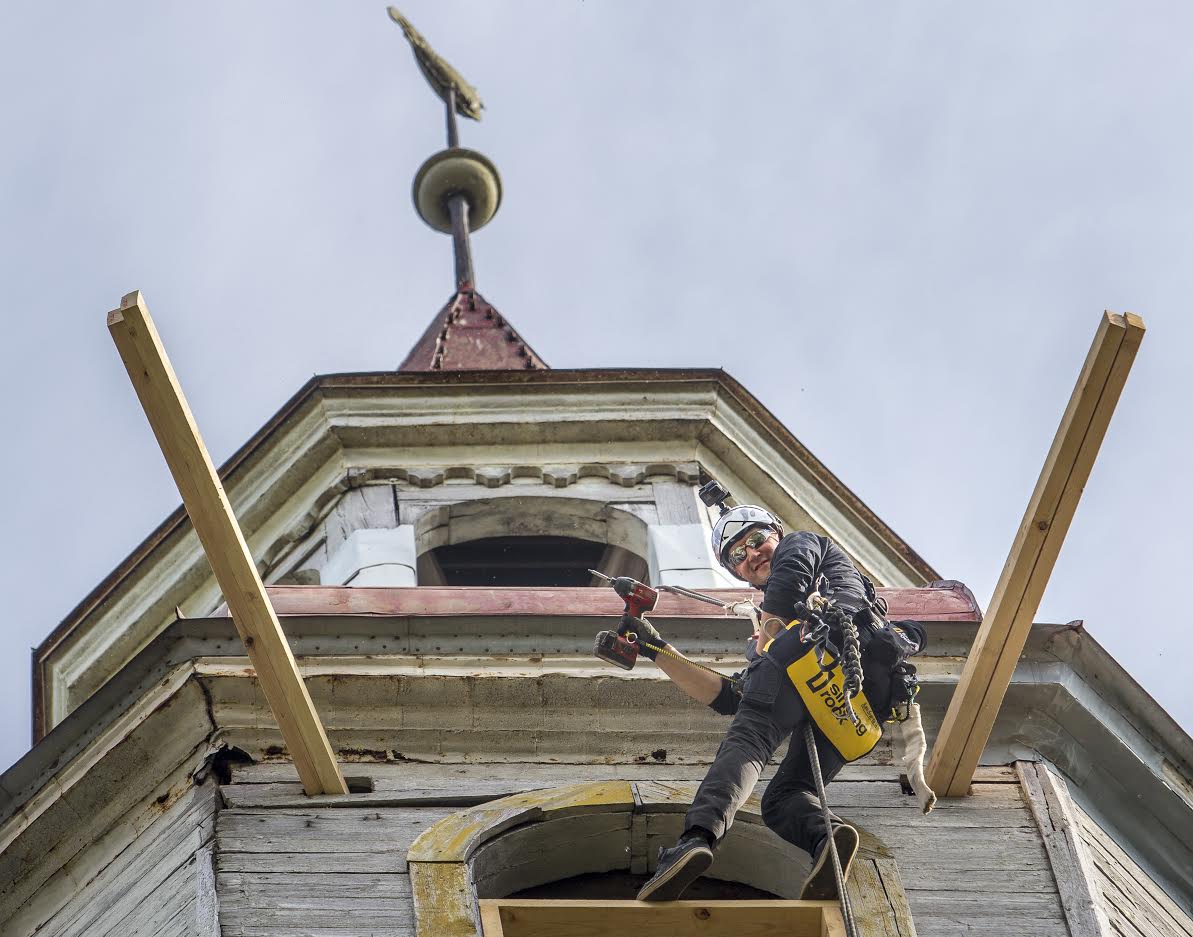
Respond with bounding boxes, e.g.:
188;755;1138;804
479;899;836;937
927;311;1145;796
107;291;346;796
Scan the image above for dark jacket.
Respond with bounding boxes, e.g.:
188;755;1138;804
709;531;870;716
759;531;867;623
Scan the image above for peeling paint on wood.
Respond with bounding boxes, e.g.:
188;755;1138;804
407;782;634;863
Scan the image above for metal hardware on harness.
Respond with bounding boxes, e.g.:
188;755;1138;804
806;722;860;937
796;598;864;729
839;619;864;727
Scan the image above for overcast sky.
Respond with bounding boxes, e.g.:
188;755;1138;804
2;3;1191;774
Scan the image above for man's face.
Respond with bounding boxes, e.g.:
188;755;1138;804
730;528;780;586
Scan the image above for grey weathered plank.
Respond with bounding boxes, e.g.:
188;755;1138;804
906;890;1069;936
851;856;910;937
652;481;702;524
218;852;414;875
218;872;414;936
219;780;1012;813
884;827;1053;872
0;702;214;926
1102;898;1154;937
1087;844;1192;937
227;759;1016;786
195;845;220;937
219;871;412;902
895;867;1059;894
7;782;218;937
1077;805;1193;937
222;916;414;937
55;828;206;937
217;808;457;873
1017;762;1111;936
221;782;543;810
117;859;197;937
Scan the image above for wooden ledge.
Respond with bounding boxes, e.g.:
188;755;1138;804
480;899;845;937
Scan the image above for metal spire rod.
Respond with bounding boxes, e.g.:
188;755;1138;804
393;8;496;295
445;86;460;148
445;88;474;289
448;192;474;290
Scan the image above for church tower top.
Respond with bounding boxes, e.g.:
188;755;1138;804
398;288;548;371
389;8;545;372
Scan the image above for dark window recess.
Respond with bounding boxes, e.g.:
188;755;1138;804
430;536;610;587
508;870;777;901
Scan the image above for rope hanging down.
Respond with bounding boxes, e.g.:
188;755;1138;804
806;722;860;937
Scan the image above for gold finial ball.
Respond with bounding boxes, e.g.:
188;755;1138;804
412;148;502;234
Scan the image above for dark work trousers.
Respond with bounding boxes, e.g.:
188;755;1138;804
683;658;846;857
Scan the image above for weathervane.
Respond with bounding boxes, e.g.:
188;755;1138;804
388;6;501;291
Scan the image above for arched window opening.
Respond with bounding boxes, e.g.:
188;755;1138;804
425;535;610;587
415;497;651;587
407;782;915;937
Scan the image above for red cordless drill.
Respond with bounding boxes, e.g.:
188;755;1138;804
590;570;659;670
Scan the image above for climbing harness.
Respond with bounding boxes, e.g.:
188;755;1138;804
806;722;861;937
762;606;885;764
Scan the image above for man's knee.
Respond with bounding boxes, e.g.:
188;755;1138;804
760;781;787;831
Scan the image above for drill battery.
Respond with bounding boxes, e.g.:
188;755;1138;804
589;570;660;670
594;629;639;670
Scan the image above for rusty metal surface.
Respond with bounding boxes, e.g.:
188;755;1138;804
398;289;548;371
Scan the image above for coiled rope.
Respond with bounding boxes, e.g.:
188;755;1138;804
839;618;864;726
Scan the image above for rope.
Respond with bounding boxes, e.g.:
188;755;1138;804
806;722;860;937
637;639;731;680
839;618;864;727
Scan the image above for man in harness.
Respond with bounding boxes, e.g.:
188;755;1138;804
633;485;927;903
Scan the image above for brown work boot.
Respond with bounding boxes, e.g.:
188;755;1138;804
800;823;860;900
636;831;714;901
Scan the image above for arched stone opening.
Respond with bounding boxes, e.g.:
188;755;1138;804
414;497;650;586
406;782;915;937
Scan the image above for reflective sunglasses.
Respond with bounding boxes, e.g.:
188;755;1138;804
728;529;770;567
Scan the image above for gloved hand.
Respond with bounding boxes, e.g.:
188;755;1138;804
618;614;665;660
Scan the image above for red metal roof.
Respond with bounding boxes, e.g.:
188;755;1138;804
399;289;548;371
249;582;982;622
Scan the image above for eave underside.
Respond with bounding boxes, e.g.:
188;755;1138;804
6;606;1193;925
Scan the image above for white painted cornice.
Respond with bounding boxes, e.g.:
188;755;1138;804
34;370;935;737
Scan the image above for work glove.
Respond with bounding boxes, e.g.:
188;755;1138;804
618;614;664;660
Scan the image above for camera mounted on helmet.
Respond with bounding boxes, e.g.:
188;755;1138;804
699;480;784;581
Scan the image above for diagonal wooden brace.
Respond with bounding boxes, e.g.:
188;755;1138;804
927;311;1145;797
108;291;346;796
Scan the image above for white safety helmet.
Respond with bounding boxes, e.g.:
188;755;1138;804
711;505;784;580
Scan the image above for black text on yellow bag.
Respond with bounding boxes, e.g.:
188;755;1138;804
785;645;883;762
763;625;884;763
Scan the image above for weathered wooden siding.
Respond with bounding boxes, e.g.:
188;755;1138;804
1074;800;1193;937
1;780;219;937
0;677;218;937
218;761;1067;937
215;806;455;935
